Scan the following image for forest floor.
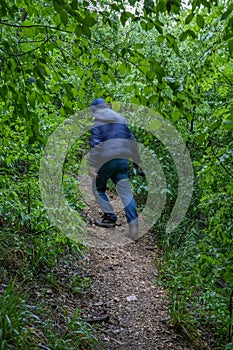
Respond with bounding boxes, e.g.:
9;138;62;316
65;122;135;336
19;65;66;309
79;189;214;350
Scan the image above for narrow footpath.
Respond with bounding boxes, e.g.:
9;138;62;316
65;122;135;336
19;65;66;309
80;194;212;350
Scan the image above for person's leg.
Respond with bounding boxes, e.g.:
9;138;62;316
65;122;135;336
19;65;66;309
115;178;138;224
92;161;117;226
111;159;138;237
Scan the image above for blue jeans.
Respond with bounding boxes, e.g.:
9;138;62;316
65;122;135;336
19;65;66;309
92;158;138;224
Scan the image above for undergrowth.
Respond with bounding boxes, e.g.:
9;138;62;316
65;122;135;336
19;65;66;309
0;226;99;350
154;204;233;350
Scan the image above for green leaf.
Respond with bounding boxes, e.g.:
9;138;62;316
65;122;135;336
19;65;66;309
210;120;221;131
120;11;131;26
52;1;68;25
157;35;165;45
196;133;206;144
179;31;188;41
141;20;154;31
0;0;7;16
36;79;45;91
140;21;146;30
196;14;205;29
221;3;233;20
154;21;163;34
53;0;65;5
166;34;179;54
52;1;62;13
143;85;153;95
192;161;202;166
82;25;91;37
33;65;46;80
146;70;156;80
84;15;97;27
134;43;144;49
166;0;181;14
185;13;194;24
150;60;164;78
59;10;68;26
228;39;233;53
171;109;181;122
119;62;129;74
139;63;150;74
51;84;60;93
186;29;196;39
75;25;83;37
0;84;8;98
223;120;233;131
147;20;154;30
144;0;154;13
148;94;158;104
223;268;233;283
53;13;61;26
166;33;176;44
156;0;166;12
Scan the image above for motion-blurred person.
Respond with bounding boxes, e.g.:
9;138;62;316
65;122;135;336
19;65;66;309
89;98;144;238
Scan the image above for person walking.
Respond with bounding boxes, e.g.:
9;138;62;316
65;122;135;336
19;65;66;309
89;98;143;238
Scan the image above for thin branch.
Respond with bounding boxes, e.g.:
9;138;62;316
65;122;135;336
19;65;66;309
0;44;42;57
0;30;54;57
211;147;233;180
0;22;74;34
0;20;163;96
19;39;47;44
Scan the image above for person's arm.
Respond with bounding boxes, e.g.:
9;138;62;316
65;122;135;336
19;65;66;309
89;125;103;177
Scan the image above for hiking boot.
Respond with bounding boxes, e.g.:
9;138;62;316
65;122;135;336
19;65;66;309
94;217;116;228
126;221;139;240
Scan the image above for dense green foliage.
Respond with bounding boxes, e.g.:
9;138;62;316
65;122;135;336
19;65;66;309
0;0;233;348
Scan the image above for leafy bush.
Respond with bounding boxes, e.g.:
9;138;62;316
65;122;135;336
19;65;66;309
0;283;98;350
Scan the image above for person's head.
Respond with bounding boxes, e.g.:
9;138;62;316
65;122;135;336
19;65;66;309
91;98;105;106
91;98;111;113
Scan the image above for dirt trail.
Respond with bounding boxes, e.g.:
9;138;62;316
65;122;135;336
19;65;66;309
81;195;211;350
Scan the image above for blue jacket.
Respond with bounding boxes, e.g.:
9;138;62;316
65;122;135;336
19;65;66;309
89;106;141;168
